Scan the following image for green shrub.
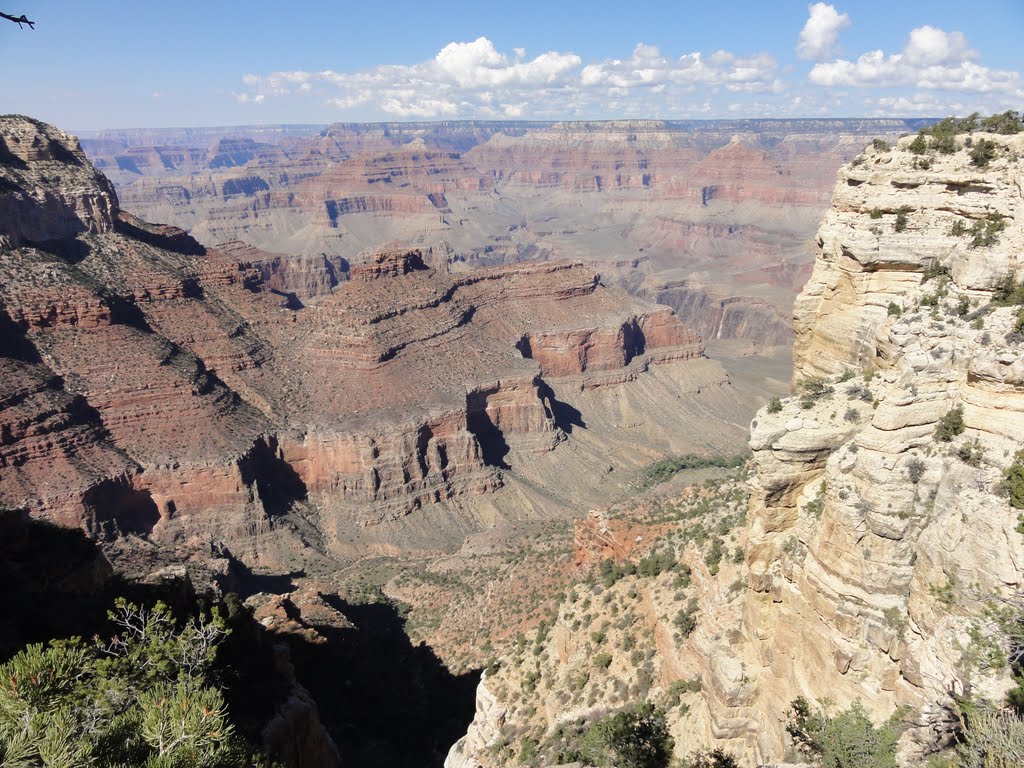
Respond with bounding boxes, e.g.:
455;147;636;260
0;599;259;768
579;702;674;768
594;653;613;670
949;219;968;237
787;697;903;768
678;748;739;768
872;139;891;152
674;600;698;638
909;134;929;155
980;110;1024;134
638;549;675;578
935;405;965;442
894;206;913;233
957;707;1024;767
1004;450;1024;509
958;437;986;467
970;212;1007;248
887;302;902;317
969;138;998;168
921;260;951;283
639;454;747;488
799;377;834;409
767;396;783;413
993;272;1024;306
869;208;884;219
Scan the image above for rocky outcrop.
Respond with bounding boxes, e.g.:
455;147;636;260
695;130;1024;763
2;116;745;565
446;129;1024;768
0;117;118;247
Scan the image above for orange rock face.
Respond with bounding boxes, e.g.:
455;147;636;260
80;117;926;348
1;116;719;562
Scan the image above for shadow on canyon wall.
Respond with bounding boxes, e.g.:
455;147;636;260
0;509;478;768
298;594;481;768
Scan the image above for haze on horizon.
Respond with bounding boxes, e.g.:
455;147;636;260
1;0;1022;130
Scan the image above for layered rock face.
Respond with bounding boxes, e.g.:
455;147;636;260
1;116;749;568
446;131;1024;767
697;131;1024;763
82;119;928;349
0;117;118;247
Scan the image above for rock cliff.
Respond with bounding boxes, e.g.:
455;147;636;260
446;129;1024;767
82;119;926;353
0;116;750;571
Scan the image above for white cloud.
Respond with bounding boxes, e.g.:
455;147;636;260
809;25;1021;98
797;3;851;61
237;38;781;119
579;44;778;93
903;25;974;66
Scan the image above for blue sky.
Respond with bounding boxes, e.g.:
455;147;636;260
1;1;1021;129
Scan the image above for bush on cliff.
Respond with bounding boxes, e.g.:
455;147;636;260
787;697;903;768
578;701;674;768
969;138;998;168
0;598;269;768
1004;450;1024;510
935;405;966;442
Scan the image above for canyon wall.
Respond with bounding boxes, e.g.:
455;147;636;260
81;118;929;351
1;116;754;574
447;129;1024;767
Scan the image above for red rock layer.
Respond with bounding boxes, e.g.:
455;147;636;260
1;117;710;556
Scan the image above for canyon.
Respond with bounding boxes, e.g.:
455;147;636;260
79;118;930;367
9;112;1021;768
447;127;1024;766
1;115;758;578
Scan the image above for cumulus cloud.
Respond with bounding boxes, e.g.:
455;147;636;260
579;44;779;92
236;38;781;119
809;24;1021;98
797;3;851;61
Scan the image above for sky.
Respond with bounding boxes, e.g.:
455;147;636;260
1;1;1022;129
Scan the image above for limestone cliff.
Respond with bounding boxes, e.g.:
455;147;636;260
720;129;1024;762
446;130;1024;767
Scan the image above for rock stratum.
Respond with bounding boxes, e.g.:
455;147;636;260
80;118;931;355
0;116;754;575
447;130;1024;766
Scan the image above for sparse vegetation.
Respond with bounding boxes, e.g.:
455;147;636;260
922;260;951;283
980;110;1024;134
677;748;740;768
935;405;966;442
907;457;926;484
894;205;913;233
872;139;890;153
969;212;1007;249
674;600;699;638
957;437;986;467
1003;450;1024;510
767;396;783;413
799;377;834;409
970;138;998;168
639;454;747;489
787;697;904;768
